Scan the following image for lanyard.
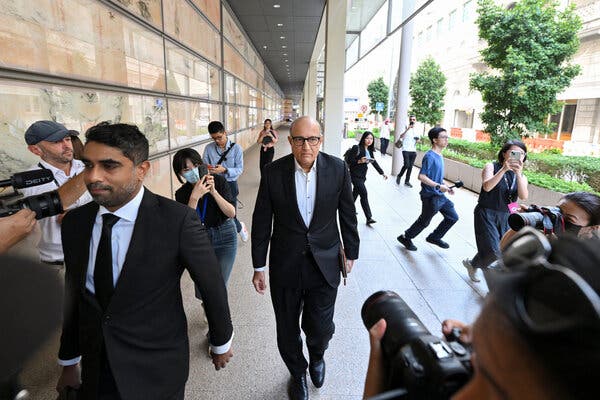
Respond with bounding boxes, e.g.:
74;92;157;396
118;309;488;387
196;197;208;224
503;172;517;202
37;163;60;186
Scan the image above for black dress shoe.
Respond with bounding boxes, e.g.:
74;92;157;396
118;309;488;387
309;358;326;388
366;218;377;225
288;374;309;400
426;236;450;249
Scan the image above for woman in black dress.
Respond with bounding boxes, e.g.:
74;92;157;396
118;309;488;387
256;118;279;175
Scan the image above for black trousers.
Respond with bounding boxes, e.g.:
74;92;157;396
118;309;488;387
397;151;417;184
259;147;275;175
380;138;390;155
226;180;242;233
471;205;510;268
270;252;338;378
352;177;372;219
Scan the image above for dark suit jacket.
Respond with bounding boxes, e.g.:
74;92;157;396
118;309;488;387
345;145;385;180
60;188;233;400
251;153;359;288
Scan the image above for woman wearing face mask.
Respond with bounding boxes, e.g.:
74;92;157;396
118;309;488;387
462;140;529;282
173;148;237;293
345;131;388;225
257;118;279;175
499;191;600;249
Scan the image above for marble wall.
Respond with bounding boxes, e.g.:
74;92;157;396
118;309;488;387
0;0;283;195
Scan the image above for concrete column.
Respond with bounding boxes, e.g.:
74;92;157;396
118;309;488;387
392;0;416;175
322;0;346;156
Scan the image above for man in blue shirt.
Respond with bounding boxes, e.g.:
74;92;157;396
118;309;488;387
397;127;458;251
203;121;248;241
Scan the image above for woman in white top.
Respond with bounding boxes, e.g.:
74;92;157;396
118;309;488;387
395;115;419;187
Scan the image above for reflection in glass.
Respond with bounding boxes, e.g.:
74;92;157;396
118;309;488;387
225;74;235;103
145;156;173;199
112;0;163;28
163;0;221;65
190;0;221;29
166;42;209;98
168;99;221;148
0;0;165;91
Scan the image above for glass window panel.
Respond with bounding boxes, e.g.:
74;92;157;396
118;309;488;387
112;0;162;28
165;42;209;98
463;1;473;22
449;9;457;30
145;156;173;199
0;0;165;91
390;0;403;31
346;36;359;68
208;64;221;101
238;81;249;106
223;42;244;80
238;106;248;129
163;0;221;65
225;105;237;131
249;107;257;127
360;3;388;57
0;79;168;178
225;74;235;103
168;99;221;147
189;0;221;29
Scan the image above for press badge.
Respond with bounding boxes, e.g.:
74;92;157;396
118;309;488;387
508;202;520;214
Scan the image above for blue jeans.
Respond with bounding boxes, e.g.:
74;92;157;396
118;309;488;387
405;195;459;240
227;180;242;232
195;218;237;299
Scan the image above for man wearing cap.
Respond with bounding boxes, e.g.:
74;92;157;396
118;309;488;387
21;120;92;266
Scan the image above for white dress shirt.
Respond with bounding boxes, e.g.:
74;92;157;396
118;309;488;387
20;160;92;262
380;123;391;140
255;158;317;272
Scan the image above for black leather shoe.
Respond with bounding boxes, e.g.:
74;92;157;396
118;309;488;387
426;236;450;249
288;374;309;400
366;218;377;225
309;358;326;388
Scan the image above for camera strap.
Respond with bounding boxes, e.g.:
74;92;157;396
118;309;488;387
216;143;235;165
37;163;59;187
503;172;516;202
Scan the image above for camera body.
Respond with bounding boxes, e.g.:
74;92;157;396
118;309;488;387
508;205;564;234
362;291;472;399
0;170;63;220
262;131;273;145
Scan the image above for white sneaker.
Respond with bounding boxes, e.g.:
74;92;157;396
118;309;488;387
462;259;480;282
239;221;249;242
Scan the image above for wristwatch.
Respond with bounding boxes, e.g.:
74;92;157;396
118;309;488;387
435;184;441;191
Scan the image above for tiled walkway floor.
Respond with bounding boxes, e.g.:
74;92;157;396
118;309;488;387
21;124;488;399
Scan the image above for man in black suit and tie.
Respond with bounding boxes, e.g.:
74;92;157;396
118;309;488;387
55;123;234;399
251;116;360;400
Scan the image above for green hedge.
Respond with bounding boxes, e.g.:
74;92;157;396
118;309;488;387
415;138;599;194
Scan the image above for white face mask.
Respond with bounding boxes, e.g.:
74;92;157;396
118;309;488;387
182;167;200;184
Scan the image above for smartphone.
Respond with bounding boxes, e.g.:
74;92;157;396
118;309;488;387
509;150;521;161
198;164;209;179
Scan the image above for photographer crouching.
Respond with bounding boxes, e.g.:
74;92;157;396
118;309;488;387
363;228;600;399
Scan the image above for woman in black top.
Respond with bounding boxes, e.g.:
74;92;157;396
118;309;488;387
345;131;388;225
463;140;529;282
173;148;237;295
256;118;279;175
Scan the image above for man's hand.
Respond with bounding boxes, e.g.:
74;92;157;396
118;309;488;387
209;164;227;175
56;364;81;393
211;348;233;371
0;209;36;254
252;271;267;294
441;319;472;344
346;259;355;273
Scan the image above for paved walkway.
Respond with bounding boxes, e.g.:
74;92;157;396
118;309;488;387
21;124;488;399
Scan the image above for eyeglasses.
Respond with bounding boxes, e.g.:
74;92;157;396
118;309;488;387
437;135;449;139
291;136;321;147
487;227;600;334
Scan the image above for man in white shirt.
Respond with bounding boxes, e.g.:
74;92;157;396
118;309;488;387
21;120;92;265
395;115;420;187
379;119;391;156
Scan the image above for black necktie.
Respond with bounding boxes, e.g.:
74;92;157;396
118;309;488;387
94;213;120;310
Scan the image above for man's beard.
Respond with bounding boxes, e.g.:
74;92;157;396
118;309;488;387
88;180;139;208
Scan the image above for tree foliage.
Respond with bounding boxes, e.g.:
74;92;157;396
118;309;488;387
366;77;389;116
409;57;447;127
470;0;582;146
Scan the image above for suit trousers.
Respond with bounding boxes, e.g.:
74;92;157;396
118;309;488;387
270;252;338;378
405;195;459;240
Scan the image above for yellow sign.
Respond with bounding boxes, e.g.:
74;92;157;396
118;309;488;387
357;113;363;118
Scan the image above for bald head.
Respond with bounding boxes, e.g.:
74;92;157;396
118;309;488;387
290;116;321;136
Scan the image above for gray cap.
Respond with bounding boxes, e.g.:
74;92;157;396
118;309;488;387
25;120;70;145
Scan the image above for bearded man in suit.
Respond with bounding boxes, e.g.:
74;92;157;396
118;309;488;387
56;122;234;400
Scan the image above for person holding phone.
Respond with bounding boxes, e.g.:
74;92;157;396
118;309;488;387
345;131;388;225
257;118;279;175
173;148;238;294
462;140;528;282
395;115;419;187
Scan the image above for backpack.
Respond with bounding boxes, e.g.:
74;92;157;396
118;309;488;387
343;145;360;164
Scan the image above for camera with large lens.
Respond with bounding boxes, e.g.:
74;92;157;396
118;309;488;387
262;132;273;145
362;291;472;399
0;170;63;219
508;205;564;234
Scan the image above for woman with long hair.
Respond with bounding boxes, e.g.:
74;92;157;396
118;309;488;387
256;118;279;174
462;140;529;282
344;131;388;225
